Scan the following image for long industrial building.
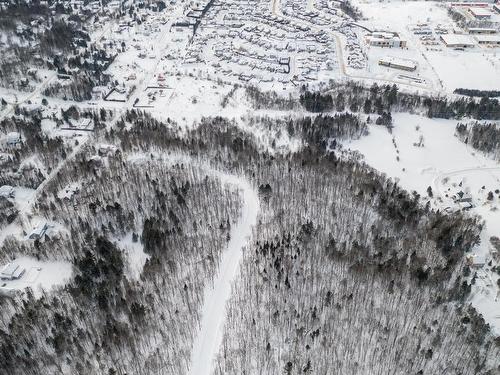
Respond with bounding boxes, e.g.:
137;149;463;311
378;57;417;71
366;32;407;48
475;34;500;45
440;34;476;48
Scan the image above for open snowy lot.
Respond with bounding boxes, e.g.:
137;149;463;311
354;0;451;33
425;50;500;91
0;257;72;297
350;0;500;92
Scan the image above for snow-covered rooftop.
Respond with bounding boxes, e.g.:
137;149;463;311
469;7;492;17
440;34;476;46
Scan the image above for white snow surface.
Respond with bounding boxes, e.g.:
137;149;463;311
116;231;150;281
425;50;500;92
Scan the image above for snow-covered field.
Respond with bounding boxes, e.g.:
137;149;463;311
425;50;500;91
348;113;500;334
355;0;451;33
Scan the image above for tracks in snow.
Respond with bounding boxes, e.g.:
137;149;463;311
126;153;260;375
188;169;259;375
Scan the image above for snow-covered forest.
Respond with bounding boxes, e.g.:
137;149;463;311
0;117;244;373
0;109;498;374
214;149;498;374
0;109;75;189
456;122;500;161
2;0;500;371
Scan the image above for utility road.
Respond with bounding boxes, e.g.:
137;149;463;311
188;169;259;375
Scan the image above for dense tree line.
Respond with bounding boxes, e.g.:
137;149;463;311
43;75;96;101
249;83;500;121
299;91;334;112
286;113;367;149
251;83;416;115
339;0;362;21
454;88;500;98
424;96;500;120
456;122;500;161
246;86;298;110
0;1;51;31
40;20;90;52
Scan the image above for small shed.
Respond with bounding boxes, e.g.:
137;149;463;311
29;223;49;240
466;253;486;268
458;201;473;210
5;132;22;147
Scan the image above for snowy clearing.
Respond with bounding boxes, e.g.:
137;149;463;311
116;231;150;282
0;256;72;297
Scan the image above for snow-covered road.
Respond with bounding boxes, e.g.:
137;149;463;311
188;171;259;375
126;152;260;374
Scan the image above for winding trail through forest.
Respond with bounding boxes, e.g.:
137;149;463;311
126;152;261;372
188;168;259;375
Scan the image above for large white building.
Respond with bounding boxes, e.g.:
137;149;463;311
475;34;500;45
440;34;476;48
468;7;492;19
379;57;417;71
0;263;25;281
467;27;497;34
